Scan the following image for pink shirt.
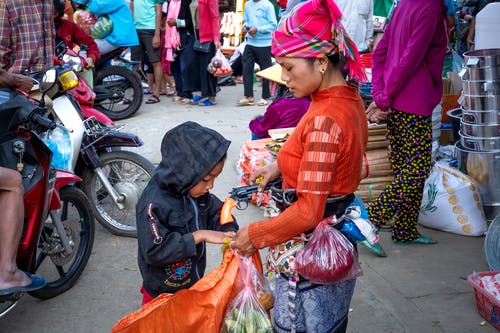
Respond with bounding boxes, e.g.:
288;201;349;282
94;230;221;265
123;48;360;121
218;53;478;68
371;0;447;116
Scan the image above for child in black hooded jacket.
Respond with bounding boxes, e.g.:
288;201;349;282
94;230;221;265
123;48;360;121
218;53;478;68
136;121;238;305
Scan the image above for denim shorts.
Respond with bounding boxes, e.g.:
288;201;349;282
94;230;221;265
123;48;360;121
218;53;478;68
273;275;356;333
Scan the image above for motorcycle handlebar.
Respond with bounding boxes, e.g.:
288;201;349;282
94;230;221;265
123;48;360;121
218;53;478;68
29;112;57;130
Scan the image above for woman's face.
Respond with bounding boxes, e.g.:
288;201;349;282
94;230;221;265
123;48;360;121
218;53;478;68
276;56;323;98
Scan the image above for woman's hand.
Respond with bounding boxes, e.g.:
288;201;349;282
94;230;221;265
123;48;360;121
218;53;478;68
167;18;177;27
249;161;280;192
366;101;391;123
231;226;256;257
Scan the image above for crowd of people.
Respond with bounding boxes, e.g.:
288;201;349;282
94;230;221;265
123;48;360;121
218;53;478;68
0;0;478;331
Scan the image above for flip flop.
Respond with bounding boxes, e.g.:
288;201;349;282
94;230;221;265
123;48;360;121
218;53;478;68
143;89;151;95
189;95;204;105
257;99;269;106
145;95;160;104
0;272;46;295
198;99;217;106
236;98;254;106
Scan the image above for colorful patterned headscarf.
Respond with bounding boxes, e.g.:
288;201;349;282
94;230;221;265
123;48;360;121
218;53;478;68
272;0;367;82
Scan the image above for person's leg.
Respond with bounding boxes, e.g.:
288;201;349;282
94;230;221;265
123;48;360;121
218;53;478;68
198;43;217;103
391;112;433;243
142;30;163;101
254;46;273;100
242;45;256;101
0;168;31;290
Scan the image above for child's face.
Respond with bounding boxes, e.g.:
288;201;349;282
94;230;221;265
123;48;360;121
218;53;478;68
188;160;225;198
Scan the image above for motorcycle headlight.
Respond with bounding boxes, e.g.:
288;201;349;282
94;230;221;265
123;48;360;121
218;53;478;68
62;54;83;72
59;70;79;91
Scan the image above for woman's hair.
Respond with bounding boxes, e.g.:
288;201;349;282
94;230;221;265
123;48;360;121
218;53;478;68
273;84;295;101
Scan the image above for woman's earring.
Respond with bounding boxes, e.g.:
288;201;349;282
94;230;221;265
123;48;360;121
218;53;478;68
320;68;326;75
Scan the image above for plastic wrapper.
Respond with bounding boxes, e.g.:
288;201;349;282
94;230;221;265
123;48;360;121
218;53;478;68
294;216;363;285
90;15;113;39
73;9;96;34
207;49;233;77
40;127;73;172
221;255;273;333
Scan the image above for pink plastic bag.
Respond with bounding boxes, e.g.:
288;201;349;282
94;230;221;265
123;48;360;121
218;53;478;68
294;216;362;284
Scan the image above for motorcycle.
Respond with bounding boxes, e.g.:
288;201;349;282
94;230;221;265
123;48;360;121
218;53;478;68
92;46;144;120
53;48;155;237
0;74;95;317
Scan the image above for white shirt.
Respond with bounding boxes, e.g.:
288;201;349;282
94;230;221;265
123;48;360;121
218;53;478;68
336;0;374;52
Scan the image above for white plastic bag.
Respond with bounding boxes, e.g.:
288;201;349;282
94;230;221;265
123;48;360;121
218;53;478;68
418;161;487;236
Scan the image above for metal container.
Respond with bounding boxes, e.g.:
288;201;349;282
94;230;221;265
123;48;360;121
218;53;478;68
462;108;500;125
461;79;500;95
455;142;500;207
459;131;500;151
460;118;500;137
464;48;500;68
459;65;500;81
461;93;500;110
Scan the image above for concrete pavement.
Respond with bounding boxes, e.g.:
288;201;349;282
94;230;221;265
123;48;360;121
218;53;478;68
0;84;496;333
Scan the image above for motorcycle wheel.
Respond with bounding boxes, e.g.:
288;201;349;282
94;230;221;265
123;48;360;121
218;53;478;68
94;65;143;120
81;150;155;237
28;187;95;300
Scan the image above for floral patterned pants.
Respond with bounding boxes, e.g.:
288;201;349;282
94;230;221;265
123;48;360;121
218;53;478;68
367;109;432;242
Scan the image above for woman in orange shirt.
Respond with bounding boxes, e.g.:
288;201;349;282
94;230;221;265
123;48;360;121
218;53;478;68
231;0;368;332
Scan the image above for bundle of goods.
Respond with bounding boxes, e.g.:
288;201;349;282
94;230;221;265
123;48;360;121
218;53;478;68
220;12;243;48
237;138;274;186
356;124;393;202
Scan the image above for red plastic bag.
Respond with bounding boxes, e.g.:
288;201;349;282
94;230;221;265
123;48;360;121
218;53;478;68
207;50;233;77
112;250;264;333
220;255;273;333
294;216;363;284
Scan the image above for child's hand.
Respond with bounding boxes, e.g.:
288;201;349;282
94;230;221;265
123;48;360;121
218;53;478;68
193;230;234;244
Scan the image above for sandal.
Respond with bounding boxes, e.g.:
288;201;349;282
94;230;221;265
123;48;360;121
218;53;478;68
145;95;160;104
190;95;204;105
180;97;192;105
257;99;269;106
394;235;437;245
143;89;151;95
236;98;254;106
199;99;217;106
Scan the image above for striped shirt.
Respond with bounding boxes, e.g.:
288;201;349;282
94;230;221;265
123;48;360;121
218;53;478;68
248;85;368;250
0;0;55;74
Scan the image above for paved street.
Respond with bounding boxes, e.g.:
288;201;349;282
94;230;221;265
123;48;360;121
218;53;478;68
0;84;496;333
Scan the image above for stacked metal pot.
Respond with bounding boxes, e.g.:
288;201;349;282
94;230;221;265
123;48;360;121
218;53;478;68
455;48;500;221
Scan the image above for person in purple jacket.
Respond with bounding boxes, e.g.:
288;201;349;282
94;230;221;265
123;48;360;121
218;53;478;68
249;64;310;139
363;0;447;253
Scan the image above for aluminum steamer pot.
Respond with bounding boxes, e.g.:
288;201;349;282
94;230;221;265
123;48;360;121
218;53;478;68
459;131;500;151
462;108;500;125
460;118;500;137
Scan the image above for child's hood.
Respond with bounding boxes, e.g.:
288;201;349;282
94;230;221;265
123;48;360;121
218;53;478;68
154;121;231;194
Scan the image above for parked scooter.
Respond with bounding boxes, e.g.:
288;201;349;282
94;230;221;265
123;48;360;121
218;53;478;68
92;46;144;120
0;76;95;317
53;49;155;237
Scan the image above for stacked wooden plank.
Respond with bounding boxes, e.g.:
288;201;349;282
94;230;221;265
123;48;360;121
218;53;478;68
356;123;393;202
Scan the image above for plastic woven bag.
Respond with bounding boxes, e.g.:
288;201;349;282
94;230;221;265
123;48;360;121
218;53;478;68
418;161;487;236
221;254;273;333
207;50;233;77
112;250;263;333
294;216;363;285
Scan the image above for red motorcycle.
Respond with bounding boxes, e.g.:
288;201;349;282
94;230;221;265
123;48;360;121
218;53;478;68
0;77;95;317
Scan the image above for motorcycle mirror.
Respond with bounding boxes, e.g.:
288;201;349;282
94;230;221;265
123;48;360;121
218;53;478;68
40;68;57;93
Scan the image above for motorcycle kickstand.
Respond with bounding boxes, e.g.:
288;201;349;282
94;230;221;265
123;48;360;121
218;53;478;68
49;211;75;255
94;167;125;210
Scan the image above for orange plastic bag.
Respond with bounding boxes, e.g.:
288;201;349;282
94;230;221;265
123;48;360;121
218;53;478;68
112;250;263;333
